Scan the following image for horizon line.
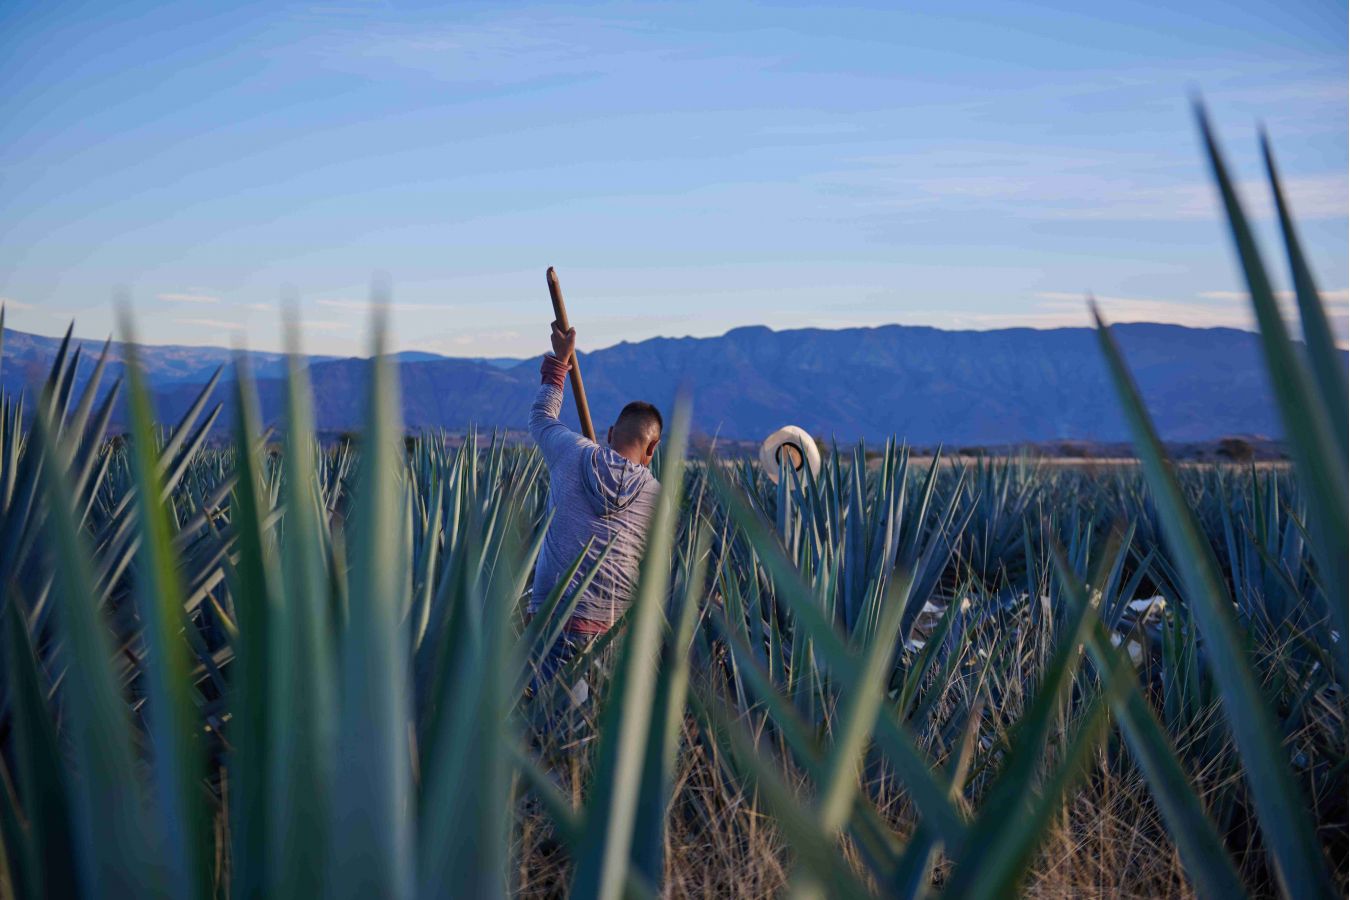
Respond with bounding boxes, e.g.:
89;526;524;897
0;308;1269;363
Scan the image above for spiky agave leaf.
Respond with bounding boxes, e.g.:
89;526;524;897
329;308;414;900
117;312;210;900
630;525;710;888
1259;132;1348;462
1094;302;1334;897
1;597;79;899
268;314;337;897
417;471;514;898
31;408;158;897
227;355;279;899
1196;105;1347;674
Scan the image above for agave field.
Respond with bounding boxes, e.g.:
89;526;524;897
0;117;1345;899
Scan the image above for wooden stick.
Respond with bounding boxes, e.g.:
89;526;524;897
545;266;597;442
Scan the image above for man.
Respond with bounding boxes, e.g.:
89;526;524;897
527;321;662;702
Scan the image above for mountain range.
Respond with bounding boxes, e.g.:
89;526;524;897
0;321;1314;445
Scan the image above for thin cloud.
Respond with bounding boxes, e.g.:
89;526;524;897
174;317;245;331
821;148;1349;223
299;320;353;332
961;294;1243;329
1199;288;1350;304
315;298;448;312
0;297;34;310
442;329;521;347
291;17;770;91
1033;292;1151;305
174;315;354;336
1013;289;1350;345
1039;173;1347;223
158;292;220;304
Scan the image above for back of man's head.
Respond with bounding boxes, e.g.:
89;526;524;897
609;401;663;463
613;400;662;445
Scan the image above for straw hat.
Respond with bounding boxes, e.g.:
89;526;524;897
758;425;821;484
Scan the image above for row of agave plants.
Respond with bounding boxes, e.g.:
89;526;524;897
0;112;1344;898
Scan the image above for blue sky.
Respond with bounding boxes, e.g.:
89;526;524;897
2;0;1345;357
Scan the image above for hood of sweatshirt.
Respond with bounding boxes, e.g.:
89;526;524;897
582;445;654;515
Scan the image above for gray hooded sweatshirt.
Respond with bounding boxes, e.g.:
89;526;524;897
528;381;660;628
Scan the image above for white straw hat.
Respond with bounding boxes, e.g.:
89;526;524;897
758;425;821;484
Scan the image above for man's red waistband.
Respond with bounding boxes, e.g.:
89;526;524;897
565;616;612;636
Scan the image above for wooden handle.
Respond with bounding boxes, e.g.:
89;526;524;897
546;266;597;442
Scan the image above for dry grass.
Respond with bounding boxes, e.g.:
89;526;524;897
510;725;1227;898
507;661;1281;900
1023;762;1195;899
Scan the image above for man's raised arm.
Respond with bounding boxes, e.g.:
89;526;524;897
529;322;592;465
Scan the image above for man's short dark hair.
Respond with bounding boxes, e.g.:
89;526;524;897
614;400;663;445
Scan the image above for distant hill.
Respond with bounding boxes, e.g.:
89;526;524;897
0;325;336;390
2;322;1322;444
